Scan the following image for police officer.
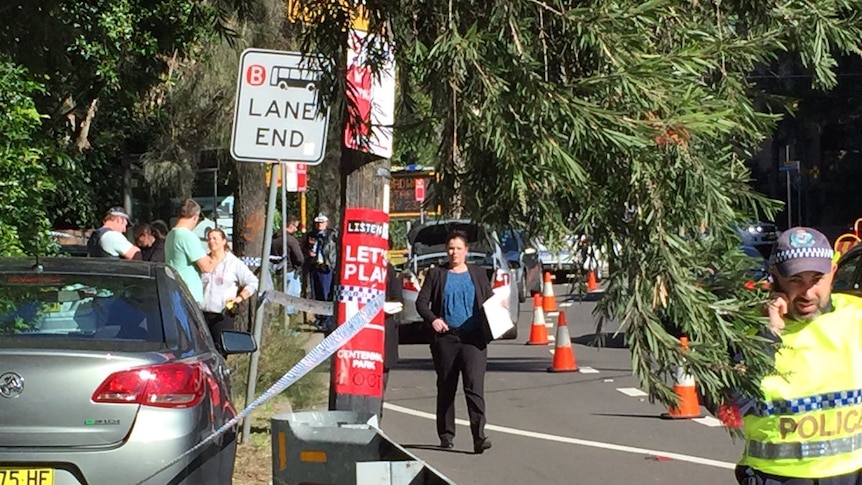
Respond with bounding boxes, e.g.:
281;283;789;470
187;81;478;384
734;227;862;484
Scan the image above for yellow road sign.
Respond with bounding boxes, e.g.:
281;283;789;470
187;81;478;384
286;0;369;31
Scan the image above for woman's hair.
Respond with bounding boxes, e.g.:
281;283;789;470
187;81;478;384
207;227;231;252
150;220;168;240
446;230;470;247
132;223;151;241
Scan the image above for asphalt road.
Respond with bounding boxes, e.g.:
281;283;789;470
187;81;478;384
379;284;743;484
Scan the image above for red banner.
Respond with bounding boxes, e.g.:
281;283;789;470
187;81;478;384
333;208;389;397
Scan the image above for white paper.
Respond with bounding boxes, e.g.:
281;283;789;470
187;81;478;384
483;293;514;339
383;301;403;315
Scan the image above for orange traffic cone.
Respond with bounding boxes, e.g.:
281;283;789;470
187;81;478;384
526;294;550;345
542;272;557;312
662;337;703;419
547;312;577;372
587;270;598;292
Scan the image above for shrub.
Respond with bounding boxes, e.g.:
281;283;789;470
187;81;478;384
229;308;327;412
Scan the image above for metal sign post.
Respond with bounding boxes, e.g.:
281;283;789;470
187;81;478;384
281;162;289;293
779;154;800;229
230;47;331;443
242;164;279;442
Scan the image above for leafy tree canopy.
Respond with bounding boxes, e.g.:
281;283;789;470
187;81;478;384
0;0;256;226
297;0;862;424
0;60;57;256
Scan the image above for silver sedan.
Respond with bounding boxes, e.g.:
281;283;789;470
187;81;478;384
0;258;256;485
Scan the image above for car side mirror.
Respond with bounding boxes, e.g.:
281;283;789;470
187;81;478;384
220;330;258;355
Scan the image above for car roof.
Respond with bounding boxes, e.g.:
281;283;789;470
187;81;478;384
839;243;862;264
406;219;475;242
0;257;159;278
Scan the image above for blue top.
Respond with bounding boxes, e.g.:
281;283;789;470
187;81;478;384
443;270;476;331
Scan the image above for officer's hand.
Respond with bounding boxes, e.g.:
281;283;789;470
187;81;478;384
431;318;449;333
767;292;789;335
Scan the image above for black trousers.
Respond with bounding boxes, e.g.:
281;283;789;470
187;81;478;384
430;330;488;443
203;311;235;355
736;466;862;484
379;369;390;421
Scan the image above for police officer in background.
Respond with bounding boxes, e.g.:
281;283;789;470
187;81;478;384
304;213;338;331
733;227;862;484
87;206;141;260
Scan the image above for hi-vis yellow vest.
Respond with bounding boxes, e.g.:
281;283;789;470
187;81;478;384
740;293;862;478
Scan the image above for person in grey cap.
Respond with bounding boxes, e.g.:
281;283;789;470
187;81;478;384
304;213;338;331
766;226;837;328
87;206;141;260
732;227;862;484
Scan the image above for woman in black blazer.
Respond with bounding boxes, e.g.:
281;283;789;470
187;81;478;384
415;230;493;454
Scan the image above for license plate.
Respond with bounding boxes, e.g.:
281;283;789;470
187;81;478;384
0;469;53;485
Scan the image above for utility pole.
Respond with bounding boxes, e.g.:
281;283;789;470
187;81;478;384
328;152;390;415
327;14;396;416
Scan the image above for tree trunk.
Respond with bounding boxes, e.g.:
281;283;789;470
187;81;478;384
233;161;268;332
75;98;99;152
308;119;345;223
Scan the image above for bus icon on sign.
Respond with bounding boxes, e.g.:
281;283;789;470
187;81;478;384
270;66;318;92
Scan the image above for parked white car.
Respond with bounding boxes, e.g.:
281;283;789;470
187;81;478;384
398;220;520;343
533;235;608;280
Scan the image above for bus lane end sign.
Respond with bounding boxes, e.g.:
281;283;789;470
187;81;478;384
231;49;330;165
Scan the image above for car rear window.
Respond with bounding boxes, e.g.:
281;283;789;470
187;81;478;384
0;274;163;344
412;223;492;254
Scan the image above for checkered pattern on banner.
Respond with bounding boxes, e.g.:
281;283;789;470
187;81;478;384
240;256;262;268
753;389;862;416
771;247;833;264
239;256;283;269
336;285;384;305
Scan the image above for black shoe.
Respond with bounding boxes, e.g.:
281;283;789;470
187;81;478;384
439;438;454;449
473;437;492;454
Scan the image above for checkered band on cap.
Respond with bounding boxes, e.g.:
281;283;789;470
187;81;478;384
770;246;834;265
336;285;384;305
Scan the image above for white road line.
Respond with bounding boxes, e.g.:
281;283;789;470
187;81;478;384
547;311;560;317
545;323;554;328
383;403;735;470
559;302;573;307
692;416;725;428
579;366;599;374
616;387;648;397
547;335;556;341
549;349;555;355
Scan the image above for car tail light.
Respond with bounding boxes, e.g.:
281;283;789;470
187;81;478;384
92;362;205;408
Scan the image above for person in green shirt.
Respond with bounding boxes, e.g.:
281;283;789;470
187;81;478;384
165;199;216;304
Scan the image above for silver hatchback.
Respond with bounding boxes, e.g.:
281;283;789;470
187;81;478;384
0;258;256;485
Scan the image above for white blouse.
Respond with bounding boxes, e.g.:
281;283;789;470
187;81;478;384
200;252;258;313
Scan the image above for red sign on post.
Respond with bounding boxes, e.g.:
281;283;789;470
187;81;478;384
296;164;307;192
284;163;308;192
414;178;425;202
333;208;389;398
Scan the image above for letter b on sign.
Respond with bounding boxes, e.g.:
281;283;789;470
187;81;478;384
246;64;266;86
